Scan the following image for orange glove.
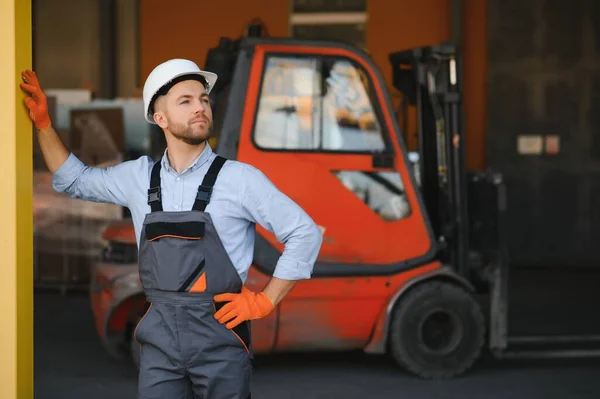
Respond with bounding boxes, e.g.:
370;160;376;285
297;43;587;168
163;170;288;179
214;286;275;329
20;70;52;129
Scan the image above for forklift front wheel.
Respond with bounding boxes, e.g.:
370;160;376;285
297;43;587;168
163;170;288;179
389;280;485;379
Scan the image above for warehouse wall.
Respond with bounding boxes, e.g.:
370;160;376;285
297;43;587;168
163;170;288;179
367;0;451;154
486;0;599;267
139;0;289;80
463;0;488;171
34;0;140;98
367;0;451;88
34;0;101;91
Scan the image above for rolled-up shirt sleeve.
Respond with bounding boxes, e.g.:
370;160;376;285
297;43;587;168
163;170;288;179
52;152;147;207
239;164;322;280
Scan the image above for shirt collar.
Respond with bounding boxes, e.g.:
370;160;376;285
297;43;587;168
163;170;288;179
161;143;214;175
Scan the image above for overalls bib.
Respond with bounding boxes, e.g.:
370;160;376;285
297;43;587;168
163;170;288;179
134;155;252;399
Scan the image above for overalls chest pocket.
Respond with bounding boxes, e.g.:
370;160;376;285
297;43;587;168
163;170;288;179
144;219;207;292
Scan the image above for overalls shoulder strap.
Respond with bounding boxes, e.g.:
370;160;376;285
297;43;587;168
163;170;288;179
146;155;227;213
192;155;227;212
148;160;163;212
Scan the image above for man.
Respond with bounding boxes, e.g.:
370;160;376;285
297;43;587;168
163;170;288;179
20;59;322;398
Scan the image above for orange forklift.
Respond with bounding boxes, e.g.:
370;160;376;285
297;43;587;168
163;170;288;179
90;24;600;380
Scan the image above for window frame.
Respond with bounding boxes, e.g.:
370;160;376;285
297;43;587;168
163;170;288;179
250;51;396;156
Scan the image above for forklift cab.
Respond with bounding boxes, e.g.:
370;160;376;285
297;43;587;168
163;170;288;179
210;37;439;270
205;33;500;279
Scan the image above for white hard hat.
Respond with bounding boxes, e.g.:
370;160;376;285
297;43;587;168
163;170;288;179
142;58;218;124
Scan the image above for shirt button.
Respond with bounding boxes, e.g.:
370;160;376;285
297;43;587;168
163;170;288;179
176;177;181;181
174;204;179;210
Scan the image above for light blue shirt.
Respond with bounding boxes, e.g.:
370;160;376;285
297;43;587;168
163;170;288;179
52;144;323;282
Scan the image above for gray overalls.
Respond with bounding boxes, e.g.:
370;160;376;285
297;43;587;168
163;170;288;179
134;155;253;399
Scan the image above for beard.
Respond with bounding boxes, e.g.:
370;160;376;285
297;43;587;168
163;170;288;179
168;119;212;146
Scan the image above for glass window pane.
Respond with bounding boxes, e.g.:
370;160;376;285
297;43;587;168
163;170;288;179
332;170;411;221
254;57;320;149
253;55;387;153
322;59;385;151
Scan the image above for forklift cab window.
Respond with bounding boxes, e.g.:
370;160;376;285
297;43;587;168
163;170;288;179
253;55;386;152
333;170;411;221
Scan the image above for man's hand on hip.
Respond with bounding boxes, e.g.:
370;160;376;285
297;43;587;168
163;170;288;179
20;70;51;129
213;286;275;329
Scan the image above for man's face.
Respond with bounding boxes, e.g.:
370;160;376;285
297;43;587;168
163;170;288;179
153;79;213;145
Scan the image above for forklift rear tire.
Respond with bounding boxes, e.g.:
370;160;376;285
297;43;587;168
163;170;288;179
388;280;485;379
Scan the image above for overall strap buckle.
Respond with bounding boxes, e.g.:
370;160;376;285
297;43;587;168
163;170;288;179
148;161;163;212
148;186;161;203
195;185;212;203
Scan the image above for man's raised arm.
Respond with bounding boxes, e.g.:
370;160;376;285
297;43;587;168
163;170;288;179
20;70;69;173
20;69;144;208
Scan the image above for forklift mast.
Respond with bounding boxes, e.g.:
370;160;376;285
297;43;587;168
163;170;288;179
389;46;470;278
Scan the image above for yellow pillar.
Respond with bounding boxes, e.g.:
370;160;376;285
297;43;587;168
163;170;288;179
0;0;33;398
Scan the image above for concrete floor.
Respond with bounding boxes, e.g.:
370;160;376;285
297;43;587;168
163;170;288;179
33;267;600;398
